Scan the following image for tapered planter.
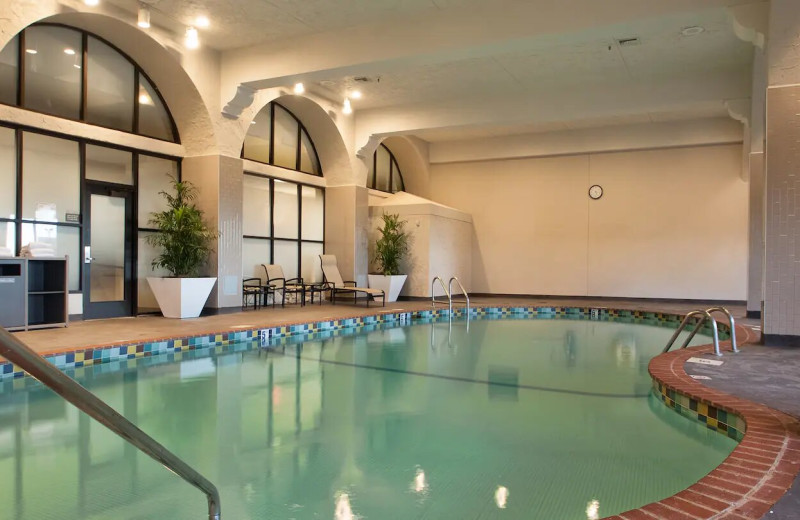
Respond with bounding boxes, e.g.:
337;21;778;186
368;274;407;303
147;277;217;318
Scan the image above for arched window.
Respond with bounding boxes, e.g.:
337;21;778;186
0;24;177;142
368;143;405;193
242;102;322;176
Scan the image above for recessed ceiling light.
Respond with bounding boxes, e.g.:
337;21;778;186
25;49;37;55
138;5;151;29
84;0;99;5
293;82;305;94
185;27;199;49
195;16;210;28
350;90;362;99
342;98;352;115
681;26;705;37
64;48;76;55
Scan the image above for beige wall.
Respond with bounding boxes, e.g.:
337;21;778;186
430;144;748;300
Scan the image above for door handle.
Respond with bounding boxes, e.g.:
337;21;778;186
84;246;94;264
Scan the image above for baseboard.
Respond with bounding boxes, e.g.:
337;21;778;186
68;314;83;322
762;334;800;347
461;294;747;306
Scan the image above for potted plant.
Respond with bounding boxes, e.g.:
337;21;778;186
145;176;217;318
368;212;409;302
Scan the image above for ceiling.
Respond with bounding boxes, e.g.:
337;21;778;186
101;0;759;143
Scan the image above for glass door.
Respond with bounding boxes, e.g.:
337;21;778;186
83;184;134;319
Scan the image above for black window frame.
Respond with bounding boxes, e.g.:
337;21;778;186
369;143;405;194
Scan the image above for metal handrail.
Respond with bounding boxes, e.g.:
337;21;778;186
705;306;739;353
448;276;470;316
663;310;721;357
431;276;450;308
0;327;221;520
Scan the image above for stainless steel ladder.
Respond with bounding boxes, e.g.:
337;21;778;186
431;276;471;315
0;326;222;520
448;276;470;315
431;276;450;308
662;306;738;357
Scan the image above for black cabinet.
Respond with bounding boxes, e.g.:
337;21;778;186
0;257;69;331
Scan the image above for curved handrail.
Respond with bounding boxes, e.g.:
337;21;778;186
663;310;721;357
705;306;739;353
448;276;470;316
0;327;221;520
431;276;450;308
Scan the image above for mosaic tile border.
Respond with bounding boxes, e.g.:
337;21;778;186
1;306;731;383
653;380;745;441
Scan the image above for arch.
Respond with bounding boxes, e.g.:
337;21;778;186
1;8;218;156
245;94;356;186
376;136;430;198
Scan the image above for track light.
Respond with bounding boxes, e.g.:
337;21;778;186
350;90;362;99
138;5;151;28
293;83;305;94
195;16;210;28
185;27;199;49
343;98;352;115
84;0;99;6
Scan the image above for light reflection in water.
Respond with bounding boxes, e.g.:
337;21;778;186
495;485;509;509
412;467;428;494
586;498;600;519
335;492;356;520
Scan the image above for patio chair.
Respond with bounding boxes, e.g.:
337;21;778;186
242;277;273;310
262;264;305;306
319;254;385;307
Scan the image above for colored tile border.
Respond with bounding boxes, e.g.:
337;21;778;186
607;324;800;520
0;305;729;383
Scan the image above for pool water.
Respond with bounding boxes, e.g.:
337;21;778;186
0;318;735;520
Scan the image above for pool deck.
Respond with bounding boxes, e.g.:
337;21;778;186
8;296;800;520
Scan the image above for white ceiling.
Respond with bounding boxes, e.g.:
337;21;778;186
102;0;758;143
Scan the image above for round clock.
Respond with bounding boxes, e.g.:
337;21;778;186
588;185;603;200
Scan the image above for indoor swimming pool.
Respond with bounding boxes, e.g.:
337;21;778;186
0;316;736;519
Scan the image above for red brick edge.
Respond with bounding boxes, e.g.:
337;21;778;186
605;325;800;520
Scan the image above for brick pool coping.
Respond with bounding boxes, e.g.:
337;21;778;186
607;324;800;520
6;306;798;518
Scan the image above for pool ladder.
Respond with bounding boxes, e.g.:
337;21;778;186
0;326;222;519
662;307;739;357
431;276;470;315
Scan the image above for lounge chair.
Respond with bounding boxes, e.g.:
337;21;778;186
319;254;385;307
262;264;305;306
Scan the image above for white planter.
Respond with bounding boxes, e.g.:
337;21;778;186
147;277;217;319
368;274;407;302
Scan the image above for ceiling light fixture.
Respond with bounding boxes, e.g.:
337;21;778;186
342;98;352;115
64;48;76;55
25;49;37;55
293;82;305;94
84;0;99;5
138;5;151;28
195;16;210;28
185;27;200;49
681;26;705;37
350;90;362;99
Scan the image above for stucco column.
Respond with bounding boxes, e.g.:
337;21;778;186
325;185;369;287
763;0;800;342
181;155;244;309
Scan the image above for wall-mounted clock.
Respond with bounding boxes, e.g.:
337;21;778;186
589;185;603;200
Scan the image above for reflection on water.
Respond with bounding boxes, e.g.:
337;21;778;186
0;319;734;520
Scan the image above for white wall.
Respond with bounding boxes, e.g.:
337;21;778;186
429;143;748;300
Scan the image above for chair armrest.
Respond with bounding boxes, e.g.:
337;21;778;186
285;277;304;285
243;277;261;285
344;280;356;287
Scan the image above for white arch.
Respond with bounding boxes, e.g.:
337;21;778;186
381;136;431;198
241;93;357;186
1;8;218;156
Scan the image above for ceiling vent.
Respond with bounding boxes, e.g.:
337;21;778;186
616;37;641;47
354;76;380;83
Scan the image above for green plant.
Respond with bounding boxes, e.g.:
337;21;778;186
374;213;408;276
145;176;215;277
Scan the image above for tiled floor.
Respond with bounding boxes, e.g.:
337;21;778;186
8;296;799;520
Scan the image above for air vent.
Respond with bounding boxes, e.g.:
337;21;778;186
616;37;641;47
354;76;380;83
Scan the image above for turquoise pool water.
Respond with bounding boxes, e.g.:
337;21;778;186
0;317;735;519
